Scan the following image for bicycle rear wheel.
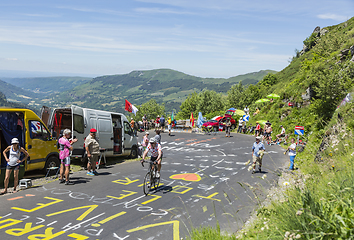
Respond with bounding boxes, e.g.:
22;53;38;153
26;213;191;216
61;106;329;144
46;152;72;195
153;170;160;189
143;172;151;195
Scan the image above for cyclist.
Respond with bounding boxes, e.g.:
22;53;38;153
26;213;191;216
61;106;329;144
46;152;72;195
141;138;163;178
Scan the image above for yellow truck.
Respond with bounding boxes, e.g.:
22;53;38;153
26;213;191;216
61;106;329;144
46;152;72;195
0;108;59;173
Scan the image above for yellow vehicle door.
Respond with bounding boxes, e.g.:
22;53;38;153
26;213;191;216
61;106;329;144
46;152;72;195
26;120;57;171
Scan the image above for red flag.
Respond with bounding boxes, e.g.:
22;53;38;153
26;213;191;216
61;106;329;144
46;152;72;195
190;112;195;127
125;99;138;115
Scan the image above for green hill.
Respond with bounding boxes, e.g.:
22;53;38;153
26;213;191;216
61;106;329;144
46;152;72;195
41;69;274;112
0;79;43;107
2;76;91;95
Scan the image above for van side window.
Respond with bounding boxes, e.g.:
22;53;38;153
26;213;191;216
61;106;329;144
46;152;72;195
29;120;50;140
73;114;84;134
124;122;132;135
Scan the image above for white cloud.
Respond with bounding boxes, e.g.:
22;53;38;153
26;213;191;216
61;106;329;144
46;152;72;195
317;13;349;22
6;58;18;61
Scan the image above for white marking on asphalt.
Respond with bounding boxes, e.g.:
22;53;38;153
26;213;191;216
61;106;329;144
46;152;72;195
212;159;224;166
236;162;247;165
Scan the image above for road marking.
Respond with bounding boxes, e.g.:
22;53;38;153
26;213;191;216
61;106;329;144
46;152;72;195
127;220;180;240
91;211;126;227
47;205;99;221
7;196;23;201
12;197;63;213
212;159;224;167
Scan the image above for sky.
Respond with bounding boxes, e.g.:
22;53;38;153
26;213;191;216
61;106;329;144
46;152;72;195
0;0;353;78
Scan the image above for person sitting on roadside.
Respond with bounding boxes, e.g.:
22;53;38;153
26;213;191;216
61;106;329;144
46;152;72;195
253;107;260;116
141;138;163;178
244;106;249;115
1;138;29;194
58;129;78;185
276;125;286;144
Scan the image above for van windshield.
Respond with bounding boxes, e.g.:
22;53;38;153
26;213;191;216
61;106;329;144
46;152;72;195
73;114;84;134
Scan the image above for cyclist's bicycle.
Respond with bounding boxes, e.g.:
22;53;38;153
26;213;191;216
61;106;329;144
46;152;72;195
141;159;160;195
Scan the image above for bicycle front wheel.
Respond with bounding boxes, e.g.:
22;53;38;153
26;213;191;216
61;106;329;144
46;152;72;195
143;172;151;195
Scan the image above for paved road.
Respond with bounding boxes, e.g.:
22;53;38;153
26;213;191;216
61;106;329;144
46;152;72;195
0;131;287;240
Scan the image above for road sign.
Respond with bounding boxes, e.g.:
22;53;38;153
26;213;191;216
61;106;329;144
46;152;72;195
243;115;249;122
294;126;304;135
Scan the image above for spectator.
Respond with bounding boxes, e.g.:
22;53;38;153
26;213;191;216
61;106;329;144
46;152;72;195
58;129;78;185
263;122;273;145
1;138;29;194
253;107;260;116
85;128;100;176
252;136;265;174
155;130;161;145
142;132;149;151
255;121;261;136
155;116;160;130
159;115;165;131
288;138;296;170
225;118;231;137
276;125;286;144
142;114;148;130
167;117;172;136
237;117;243;133
244;106;249;115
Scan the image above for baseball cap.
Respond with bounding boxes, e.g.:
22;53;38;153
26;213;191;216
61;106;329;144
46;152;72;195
11;138;19;144
149;138;156;143
256;136;262;140
90;128;97;133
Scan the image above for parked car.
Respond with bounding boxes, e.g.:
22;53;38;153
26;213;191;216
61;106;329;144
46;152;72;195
202;114;236;131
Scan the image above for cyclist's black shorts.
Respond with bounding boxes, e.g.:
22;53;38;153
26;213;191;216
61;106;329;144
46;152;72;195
151;156;162;162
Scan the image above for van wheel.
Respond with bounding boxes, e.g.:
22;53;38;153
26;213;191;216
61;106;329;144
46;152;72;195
44;156;60;173
130;146;138;159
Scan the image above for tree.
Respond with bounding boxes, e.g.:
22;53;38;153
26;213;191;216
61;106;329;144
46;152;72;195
227;81;244;109
196;90;225;115
259;73;278;87
177;92;199;119
132;99;165;122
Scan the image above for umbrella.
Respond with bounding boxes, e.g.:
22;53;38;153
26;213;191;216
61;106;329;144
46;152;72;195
225;108;236;116
234;109;246;115
267;94;280;99
255;99;270;104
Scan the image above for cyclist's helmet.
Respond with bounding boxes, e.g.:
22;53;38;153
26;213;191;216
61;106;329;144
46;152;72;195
149;138;157;143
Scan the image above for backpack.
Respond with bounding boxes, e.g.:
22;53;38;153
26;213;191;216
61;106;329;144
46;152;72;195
56;129;64;149
160;117;165;124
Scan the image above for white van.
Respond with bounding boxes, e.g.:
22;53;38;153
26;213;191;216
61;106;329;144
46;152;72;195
41;105;138;159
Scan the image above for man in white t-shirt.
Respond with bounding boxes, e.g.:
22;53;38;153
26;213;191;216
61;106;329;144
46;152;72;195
288;138;296;170
244;106;249;115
